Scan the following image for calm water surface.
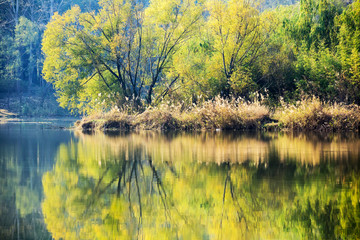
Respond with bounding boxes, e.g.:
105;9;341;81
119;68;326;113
1;123;360;239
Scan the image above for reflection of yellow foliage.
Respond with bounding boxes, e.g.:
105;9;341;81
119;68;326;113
43;131;360;239
273;133;360;165
75;131;360;166
75;131;270;165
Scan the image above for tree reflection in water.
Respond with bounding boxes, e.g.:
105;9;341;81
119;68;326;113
42;132;360;239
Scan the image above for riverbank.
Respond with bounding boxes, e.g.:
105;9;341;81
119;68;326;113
274;97;360;131
0;91;70;118
76;97;360;132
76;97;270;131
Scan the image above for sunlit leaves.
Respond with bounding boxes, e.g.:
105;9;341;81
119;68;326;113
338;0;360;102
42;0;204;114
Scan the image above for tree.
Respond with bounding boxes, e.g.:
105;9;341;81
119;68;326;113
0;32;19;93
251;5;298;102
338;0;360;103
165;29;215;103
42;0;204;114
205;0;272;97
264;0;347;102
15;16;39;88
292;0;342;49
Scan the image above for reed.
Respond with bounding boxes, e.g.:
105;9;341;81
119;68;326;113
274;97;360;131
77;96;360;132
76;96;270;131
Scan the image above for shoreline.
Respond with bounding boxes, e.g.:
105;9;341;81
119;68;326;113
75;118;360;133
75;98;360;133
75;117;279;132
3;97;359;133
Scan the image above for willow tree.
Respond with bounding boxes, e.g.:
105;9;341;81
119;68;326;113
42;0;204;114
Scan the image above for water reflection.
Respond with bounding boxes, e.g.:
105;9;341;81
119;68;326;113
42;131;360;239
0;123;75;240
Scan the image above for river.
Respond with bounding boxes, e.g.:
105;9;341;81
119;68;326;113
0;122;359;239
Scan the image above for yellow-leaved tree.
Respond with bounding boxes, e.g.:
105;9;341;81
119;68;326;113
206;0;273;97
167;0;274;103
42;0;205;114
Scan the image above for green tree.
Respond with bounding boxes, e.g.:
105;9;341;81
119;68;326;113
15;16;40;88
205;0;272;97
338;0;360;103
294;43;341;100
289;0;342;50
0;33;19;93
165;32;216;103
167;0;275;102
252;5;297;102
264;0;346;102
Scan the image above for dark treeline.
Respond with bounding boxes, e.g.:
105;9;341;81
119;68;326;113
0;0;360;115
0;0;98;93
0;0;99;116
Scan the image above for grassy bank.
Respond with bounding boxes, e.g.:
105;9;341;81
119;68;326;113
76;97;360;132
0;90;70;118
274;97;360;131
76;97;270;131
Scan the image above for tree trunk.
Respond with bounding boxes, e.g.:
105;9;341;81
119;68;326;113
15;0;19;25
50;0;54;20
28;43;33;90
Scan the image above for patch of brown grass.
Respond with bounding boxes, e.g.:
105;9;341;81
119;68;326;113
274;97;360;131
135;105;181;130
76;97;270;131
182;96;269;130
75;107;133;131
77;96;360;132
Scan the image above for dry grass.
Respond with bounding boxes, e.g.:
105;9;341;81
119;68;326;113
75;107;134;131
181;96;269;130
274;97;360;131
76;96;270;131
77;96;360;132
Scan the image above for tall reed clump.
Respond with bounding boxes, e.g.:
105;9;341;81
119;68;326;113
134;104;182;130
180;96;269;130
273;97;360;131
135;96;270;130
76;96;270;131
